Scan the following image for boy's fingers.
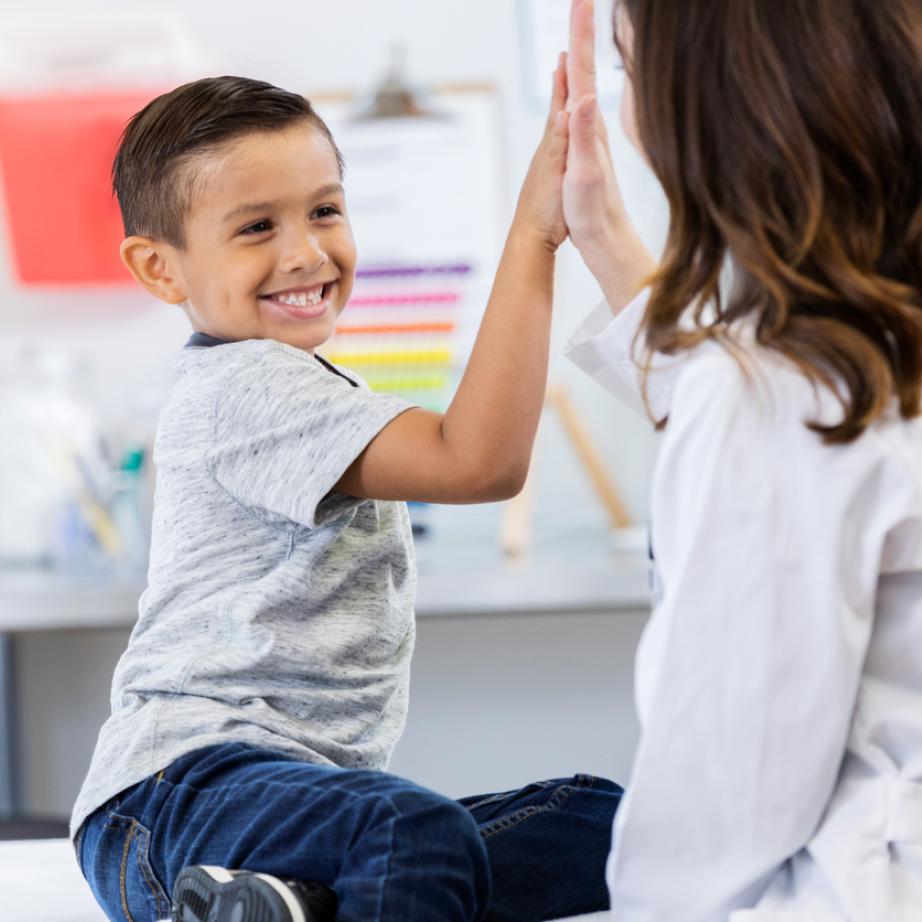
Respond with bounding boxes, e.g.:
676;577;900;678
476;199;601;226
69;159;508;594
555;109;571;145
557;51;569;104
549;110;570;180
545;66;560;133
552;55;567;113
545;59;567;135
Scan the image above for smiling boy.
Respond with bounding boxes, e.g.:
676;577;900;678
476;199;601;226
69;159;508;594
71;76;622;922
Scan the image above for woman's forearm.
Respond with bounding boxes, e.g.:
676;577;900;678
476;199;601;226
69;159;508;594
581;225;657;316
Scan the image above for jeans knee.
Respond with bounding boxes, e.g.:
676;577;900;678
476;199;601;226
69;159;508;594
389;789;489;880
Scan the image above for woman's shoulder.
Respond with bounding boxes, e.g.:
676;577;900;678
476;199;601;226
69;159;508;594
669;338;922;513
669;339;831;431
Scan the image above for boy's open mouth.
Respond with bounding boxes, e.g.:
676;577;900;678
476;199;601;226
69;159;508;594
259;282;335;318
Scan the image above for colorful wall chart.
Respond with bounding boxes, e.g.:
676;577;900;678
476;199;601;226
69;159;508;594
317;88;504;411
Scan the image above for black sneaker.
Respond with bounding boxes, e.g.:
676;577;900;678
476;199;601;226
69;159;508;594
171;865;337;922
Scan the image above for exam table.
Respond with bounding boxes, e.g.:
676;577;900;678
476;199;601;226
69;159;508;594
1;837;609;921
2;838;106;921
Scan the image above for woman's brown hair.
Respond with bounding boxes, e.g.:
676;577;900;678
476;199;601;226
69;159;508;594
617;0;922;442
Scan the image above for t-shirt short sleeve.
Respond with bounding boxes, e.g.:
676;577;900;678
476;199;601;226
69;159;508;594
208;344;414;528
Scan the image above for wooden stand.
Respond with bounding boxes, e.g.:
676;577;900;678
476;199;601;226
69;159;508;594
500;384;631;558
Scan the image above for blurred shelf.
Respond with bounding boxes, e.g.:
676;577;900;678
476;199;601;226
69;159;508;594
0;531;652;632
0;573;145;631
414;535;652;617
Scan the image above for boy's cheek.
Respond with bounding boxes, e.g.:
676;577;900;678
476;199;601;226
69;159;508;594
338;278;355;310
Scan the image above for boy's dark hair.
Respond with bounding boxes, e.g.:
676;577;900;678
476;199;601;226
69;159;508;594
113;75;345;247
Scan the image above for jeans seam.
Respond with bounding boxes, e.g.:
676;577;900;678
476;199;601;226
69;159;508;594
463;780;558;813
464;794;504;811
134;822;169;919
378;801;398;920
108;811;170;922
119;821;137;922
478;784;578;840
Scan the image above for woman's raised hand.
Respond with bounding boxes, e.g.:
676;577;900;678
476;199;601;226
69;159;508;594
563;0;656;310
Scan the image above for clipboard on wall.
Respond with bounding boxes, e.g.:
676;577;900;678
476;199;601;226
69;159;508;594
310;81;507;413
311;74;631;551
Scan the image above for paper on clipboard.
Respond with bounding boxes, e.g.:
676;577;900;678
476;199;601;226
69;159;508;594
315;89;505;412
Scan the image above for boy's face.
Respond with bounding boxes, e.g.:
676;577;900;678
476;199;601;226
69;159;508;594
166;124;355;352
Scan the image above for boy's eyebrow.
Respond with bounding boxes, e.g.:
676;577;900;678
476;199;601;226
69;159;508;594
221;183;344;223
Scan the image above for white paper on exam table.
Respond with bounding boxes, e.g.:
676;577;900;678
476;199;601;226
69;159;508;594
1;838;107;922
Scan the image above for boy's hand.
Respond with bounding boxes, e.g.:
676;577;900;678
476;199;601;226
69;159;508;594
513;54;570;253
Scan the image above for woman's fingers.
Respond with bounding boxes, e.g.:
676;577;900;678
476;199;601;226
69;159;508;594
568;0;597;110
567;93;602;182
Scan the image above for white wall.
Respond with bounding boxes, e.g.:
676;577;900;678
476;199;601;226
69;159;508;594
19;610;647;815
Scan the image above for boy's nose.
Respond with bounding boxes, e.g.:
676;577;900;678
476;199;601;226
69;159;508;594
279;233;328;274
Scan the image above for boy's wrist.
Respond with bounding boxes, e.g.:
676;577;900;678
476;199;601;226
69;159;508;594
508;218;562;256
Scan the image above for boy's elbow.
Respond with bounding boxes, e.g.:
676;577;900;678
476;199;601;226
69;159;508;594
496;462;529;500
470;459;529;502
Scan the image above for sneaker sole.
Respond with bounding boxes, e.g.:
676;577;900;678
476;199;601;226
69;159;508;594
172;866;307;922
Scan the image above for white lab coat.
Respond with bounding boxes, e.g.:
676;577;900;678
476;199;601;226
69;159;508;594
565;292;922;922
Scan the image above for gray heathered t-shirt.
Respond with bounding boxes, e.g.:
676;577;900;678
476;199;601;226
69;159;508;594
71;336;416;836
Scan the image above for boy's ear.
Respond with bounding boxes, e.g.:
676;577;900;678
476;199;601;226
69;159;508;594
119;236;188;304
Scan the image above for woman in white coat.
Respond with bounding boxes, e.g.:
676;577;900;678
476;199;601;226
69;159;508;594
559;0;922;920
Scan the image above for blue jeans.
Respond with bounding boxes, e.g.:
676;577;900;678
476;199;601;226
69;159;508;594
76;743;622;922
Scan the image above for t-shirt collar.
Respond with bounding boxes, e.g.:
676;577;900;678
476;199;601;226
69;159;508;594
185;332;230;349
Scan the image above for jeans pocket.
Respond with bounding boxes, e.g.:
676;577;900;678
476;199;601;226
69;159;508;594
478;784;580;839
86;811;170;922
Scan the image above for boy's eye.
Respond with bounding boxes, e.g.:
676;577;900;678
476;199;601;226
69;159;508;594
312;205;341;220
240;220;274;236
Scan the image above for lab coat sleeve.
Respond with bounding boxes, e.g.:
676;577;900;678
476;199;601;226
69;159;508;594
608;352;882;921
564;290;684;420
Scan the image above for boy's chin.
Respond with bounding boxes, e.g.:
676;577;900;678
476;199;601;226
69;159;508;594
272;328;333;353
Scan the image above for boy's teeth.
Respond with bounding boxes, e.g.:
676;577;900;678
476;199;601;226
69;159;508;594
276;287;324;307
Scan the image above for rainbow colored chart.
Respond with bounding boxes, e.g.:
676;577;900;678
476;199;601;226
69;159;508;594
324;263;476;411
316;89;502;416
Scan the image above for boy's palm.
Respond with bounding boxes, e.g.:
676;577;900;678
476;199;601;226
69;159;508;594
516;56;570;251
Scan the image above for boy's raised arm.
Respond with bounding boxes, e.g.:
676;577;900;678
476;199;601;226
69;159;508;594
334;62;570;504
